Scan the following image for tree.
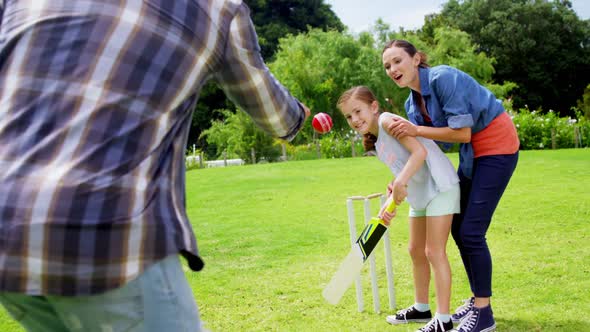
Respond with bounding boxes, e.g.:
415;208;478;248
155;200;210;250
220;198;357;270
385;27;516;99
191;83;235;158
429;27;494;82
269;29;401;143
199;110;282;163
190;0;344;155
577;84;590;119
425;0;590;115
245;0;345;60
268;26;515;145
429;27;517;100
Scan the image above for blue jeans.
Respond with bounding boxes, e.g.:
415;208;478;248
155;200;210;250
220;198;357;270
452;152;519;298
0;255;203;332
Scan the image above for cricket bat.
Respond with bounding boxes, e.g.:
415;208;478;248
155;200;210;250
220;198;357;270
322;197;396;305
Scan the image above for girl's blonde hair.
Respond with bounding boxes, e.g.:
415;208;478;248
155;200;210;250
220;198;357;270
337;86;378;110
336;86;379;152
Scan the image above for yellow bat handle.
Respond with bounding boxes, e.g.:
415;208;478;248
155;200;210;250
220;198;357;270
376;197;397;224
384;197;397;213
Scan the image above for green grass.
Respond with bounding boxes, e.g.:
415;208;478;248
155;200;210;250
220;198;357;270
2;149;589;331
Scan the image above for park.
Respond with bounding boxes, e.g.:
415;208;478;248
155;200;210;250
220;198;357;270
180;149;590;331
1;149;588;331
1;0;589;331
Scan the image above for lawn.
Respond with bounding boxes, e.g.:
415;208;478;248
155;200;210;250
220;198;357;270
1;149;589;331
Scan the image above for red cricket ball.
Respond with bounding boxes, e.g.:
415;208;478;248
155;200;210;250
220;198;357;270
312;112;333;134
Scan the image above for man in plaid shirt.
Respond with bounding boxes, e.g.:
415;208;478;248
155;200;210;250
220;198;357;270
0;0;310;331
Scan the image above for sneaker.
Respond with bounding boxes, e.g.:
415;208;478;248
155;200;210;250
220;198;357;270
386;305;432;325
416;317;453;332
454;305;496;332
452;297;474;323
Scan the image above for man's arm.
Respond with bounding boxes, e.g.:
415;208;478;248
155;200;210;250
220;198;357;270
214;3;308;141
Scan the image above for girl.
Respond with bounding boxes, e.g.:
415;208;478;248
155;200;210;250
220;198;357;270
381;40;519;332
337;86;460;332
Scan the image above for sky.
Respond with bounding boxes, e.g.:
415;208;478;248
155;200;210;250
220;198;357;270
325;0;590;33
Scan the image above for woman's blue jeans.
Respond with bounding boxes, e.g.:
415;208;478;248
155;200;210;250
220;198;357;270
452;152;519;297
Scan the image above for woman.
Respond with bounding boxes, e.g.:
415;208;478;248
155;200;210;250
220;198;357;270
381;40;519;332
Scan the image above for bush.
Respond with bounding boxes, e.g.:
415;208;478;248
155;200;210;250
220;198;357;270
318;130;363;159
284;130;364;160
511;107;589;150
200;109;281;163
576;84;590;120
285;143;319;161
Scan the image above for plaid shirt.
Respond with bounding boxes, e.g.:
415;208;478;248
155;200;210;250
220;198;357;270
0;0;305;296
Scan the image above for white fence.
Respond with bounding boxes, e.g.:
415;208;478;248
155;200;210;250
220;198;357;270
186;155;245;168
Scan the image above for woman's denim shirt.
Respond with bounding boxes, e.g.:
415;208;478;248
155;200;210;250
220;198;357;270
405;65;505;178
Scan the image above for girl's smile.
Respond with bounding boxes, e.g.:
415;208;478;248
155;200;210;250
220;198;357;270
339;98;380;136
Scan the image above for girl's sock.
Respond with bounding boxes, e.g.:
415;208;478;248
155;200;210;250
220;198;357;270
435;312;451;323
414;302;430;312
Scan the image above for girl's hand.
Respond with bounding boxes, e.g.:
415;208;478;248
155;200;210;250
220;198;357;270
386;180;394;196
387;117;418;139
379;204;397;226
387;179;406;206
391;180;407;205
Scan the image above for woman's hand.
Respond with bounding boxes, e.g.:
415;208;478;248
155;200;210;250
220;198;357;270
386;117;418;139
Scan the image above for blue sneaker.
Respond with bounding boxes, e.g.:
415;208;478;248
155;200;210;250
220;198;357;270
452;297;474;323
454;305;496;332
